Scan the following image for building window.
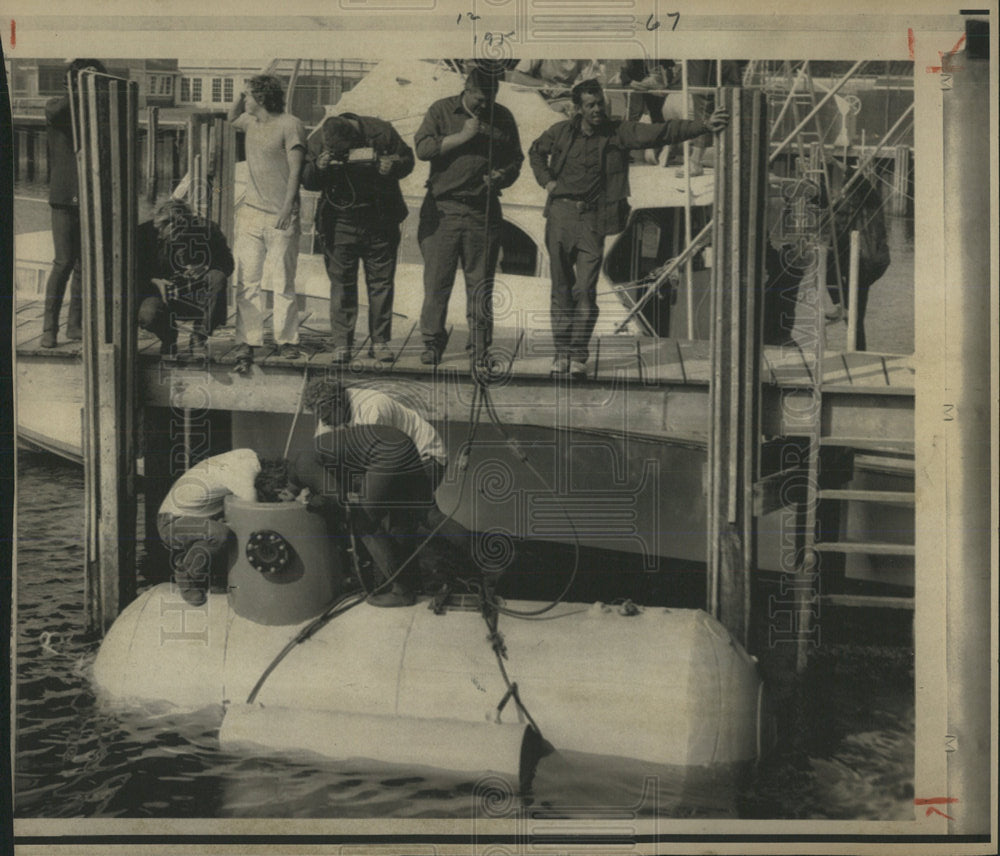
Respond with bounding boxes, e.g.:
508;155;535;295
211;77;223;103
191;77;202;102
148;74;174;97
38;66;67;96
224;78;234;103
180;77;190;101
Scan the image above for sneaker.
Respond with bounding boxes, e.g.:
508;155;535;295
370;342;393;362
550;356;570;375
420;348;441;366
568;360;588;378
277;343;302;359
366;582;416;608
40;330;57;348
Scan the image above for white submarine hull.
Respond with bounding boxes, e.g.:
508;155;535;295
92;583;765;772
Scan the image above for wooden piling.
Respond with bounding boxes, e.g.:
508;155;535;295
73;70;139;635
145;106;159;203
706;88;768;649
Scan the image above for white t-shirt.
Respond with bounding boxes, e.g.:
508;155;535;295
314;388;447;466
232;111;306;214
159;448;261;518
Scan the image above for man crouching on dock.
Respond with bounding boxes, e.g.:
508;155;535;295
136;199;234;358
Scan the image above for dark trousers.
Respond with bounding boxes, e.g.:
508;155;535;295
546;200;605;363
157;512;232;586
418;196;501;356
137;272;227;347
293;429;464;590
322;216;400;348
43;205;82;335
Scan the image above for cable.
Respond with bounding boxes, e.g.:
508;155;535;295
245;589;366;704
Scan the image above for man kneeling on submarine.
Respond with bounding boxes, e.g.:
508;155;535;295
286;424;469;608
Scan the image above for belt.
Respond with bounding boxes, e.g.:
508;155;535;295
552;196;597;214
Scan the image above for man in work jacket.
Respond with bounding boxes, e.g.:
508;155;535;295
301;113;414;363
529;78;729;377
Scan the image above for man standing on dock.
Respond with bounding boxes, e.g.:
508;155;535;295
301;113;414;364
414;65;523;369
40;58;107;348
529;79;729;378
227;75;307;373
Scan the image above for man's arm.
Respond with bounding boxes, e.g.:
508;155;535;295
414;100;479;160
489;112;523;191
45;95;72;127
300;135;328;191
382;123;415;180
275;146;305;229
617;105;729;149
528;125;557;191
227;91;246;123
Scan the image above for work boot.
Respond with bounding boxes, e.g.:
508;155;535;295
420;348;441;366
568;360;588;378
232;343;254;375
40;330;58;348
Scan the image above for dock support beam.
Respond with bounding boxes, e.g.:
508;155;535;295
74;70;140;635
706;88;768;649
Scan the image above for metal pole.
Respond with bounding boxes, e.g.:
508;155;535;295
846;230;860;351
682;60;694;339
770;60;865;162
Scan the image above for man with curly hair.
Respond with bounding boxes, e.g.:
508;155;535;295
135;199;234;357
227;74;307;372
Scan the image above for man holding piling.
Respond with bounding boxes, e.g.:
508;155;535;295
414;65;523;369
529;79;729;378
40;58;107;348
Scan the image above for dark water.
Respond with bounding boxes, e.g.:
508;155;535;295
14;451;914;820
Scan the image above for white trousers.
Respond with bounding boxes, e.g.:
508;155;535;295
233;205;300;346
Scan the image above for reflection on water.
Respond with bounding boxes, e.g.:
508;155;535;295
15;452;912;819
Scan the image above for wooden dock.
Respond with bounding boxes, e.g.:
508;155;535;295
15;298;916;454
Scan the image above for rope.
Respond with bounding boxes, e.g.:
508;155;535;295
482;598;544;736
282;367;310;460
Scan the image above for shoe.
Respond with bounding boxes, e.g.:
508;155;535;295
65;327;83;341
40;330;57;348
232;344;254;375
366;583;416;608
568;360;588;378
331;343;353;363
550;356;569;375
420;348;441;366
825;305;845;322
370;342;393;362
187;332;208;357
278;343;302;359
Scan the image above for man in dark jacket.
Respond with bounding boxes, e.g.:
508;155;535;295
529;78;729;376
301;113;415;363
414;65;523;368
40;58;107;348
135;199;234;357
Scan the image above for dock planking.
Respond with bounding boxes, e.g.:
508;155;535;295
14;297;914;394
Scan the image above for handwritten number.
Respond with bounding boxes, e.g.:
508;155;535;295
667;12;680;30
943;404;954;422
